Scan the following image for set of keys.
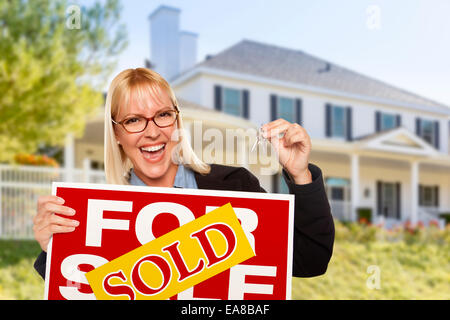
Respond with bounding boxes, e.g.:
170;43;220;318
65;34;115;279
250;126;285;152
250;127;267;152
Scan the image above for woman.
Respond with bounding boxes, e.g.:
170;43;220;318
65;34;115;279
33;68;334;279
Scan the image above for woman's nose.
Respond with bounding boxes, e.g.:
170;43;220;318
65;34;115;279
143;120;161;138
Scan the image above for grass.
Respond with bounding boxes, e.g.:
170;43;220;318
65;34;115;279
0;221;449;300
0;240;44;299
292;241;450;299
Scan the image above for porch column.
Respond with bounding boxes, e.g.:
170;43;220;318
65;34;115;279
351;154;360;222
410;161;419;225
64;133;75;182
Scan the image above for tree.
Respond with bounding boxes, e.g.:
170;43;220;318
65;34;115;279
0;0;128;162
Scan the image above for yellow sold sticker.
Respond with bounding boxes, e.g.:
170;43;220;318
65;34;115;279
85;203;255;300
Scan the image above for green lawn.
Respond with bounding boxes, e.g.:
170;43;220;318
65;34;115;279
0;240;44;299
1;221;449;300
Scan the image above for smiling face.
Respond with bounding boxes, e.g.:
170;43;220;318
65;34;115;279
113;84;179;187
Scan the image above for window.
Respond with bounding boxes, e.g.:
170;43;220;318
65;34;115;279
331;105;346;138
421;119;434;145
325;177;350;201
331;187;344;201
419;185;439;207
270;94;302;124
376;111;400;132
223;88;242;117
381;113;396;131
214;85;249;119
416;118;439;149
278;97;295;123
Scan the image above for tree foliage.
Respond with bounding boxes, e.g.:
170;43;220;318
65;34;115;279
0;0;128;162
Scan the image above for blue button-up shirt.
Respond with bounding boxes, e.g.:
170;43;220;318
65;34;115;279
129;165;198;189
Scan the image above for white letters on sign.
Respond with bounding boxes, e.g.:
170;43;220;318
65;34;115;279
85;199;132;247
135;202;196;245
59;254;108;300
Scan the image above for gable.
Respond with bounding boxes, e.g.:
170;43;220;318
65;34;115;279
359;127;438;156
381;133;423;148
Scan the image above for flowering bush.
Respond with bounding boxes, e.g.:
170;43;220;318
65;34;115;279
14;153;59;167
334;219;450;245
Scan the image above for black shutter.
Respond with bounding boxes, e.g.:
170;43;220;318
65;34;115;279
434;121;440;150
415;118;421;136
346;106;353;141
376;181;382;216
214;85;222;111
396;114;402;127
325;103;332;137
434;185;439;207
242;90;249;119
270;94;277;121
375;111;381;132
395;182;401;219
295;98;302;125
419;185;424;206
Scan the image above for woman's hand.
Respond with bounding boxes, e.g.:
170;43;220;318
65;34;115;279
262;119;312;185
33;195;79;252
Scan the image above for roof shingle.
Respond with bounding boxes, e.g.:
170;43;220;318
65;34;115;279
194;39;450;115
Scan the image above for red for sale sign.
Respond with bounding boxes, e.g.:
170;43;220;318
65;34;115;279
45;182;294;300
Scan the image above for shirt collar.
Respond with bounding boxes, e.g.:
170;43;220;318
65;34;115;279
129;164;198;189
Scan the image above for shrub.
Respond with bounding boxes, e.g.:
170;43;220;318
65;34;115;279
334;219;450;245
357;208;372;224
14;153;59;167
439;213;450;225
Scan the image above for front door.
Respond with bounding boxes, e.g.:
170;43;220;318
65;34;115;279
377;181;401;219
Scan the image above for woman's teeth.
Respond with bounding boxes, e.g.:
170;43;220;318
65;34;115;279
141;144;165;152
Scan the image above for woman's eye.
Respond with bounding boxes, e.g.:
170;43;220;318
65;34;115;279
158;112;170;118
124;117;141;124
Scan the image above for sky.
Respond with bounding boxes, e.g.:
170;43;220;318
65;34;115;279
104;0;450;107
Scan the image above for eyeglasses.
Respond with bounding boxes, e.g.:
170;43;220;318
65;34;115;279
112;107;179;133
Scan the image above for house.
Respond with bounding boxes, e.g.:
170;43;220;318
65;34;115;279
72;5;450;227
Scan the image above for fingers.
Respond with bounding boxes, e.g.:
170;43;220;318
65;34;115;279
283;124;311;148
261;119;291;140
37;195;64;210
33;196;77;251
34;223;76;252
43;202;76;216
35;214;79;232
262;119;310;147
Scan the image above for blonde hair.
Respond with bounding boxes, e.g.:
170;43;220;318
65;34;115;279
104;68;210;185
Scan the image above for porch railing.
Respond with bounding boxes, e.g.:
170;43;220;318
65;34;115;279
0;164;105;239
418;206;447;229
329;200;352;222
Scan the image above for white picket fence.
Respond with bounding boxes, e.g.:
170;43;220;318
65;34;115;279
0;164;105;239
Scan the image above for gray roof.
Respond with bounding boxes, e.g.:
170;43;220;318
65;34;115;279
195;40;450;115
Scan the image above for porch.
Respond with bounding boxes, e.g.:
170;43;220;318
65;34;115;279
311;127;450;228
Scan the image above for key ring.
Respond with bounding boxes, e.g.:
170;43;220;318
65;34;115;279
251;126;268;152
251;125;286;153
